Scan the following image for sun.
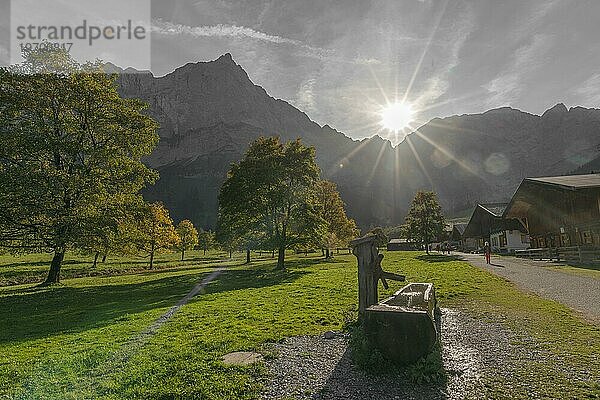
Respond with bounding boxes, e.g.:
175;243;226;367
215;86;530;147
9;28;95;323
380;102;415;132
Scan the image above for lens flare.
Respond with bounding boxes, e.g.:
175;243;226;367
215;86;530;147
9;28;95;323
380;102;415;132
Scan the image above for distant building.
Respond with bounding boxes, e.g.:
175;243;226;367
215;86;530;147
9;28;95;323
387;239;417;251
463;203;528;252
450;223;467;248
503;174;600;248
490;229;530;252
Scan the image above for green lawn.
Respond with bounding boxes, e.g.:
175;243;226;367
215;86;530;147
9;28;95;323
0;251;598;399
0;250;233;286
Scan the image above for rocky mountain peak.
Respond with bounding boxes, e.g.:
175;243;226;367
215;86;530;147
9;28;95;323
166;54;252;87
542;103;569;118
216;53;235;63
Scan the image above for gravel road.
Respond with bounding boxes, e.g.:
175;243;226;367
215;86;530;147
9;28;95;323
261;308;556;400
458;253;600;323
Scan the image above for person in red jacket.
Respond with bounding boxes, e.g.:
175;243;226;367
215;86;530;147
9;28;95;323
484;241;491;264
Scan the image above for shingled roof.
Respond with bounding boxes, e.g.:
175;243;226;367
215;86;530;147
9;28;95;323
453;223;467;235
504;173;600;219
527;173;600;190
478;203;508;217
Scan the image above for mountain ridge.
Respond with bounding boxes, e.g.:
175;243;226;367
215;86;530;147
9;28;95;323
112;54;600;229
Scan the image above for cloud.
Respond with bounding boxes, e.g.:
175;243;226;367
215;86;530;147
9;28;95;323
295;77;317;113
413;2;476;111
484;34;553;106
152;19;334;60
353;57;382;66
573;73;600;105
152;19;386;66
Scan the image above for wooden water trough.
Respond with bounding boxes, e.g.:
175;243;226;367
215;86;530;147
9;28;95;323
364;283;439;364
351;235;440;365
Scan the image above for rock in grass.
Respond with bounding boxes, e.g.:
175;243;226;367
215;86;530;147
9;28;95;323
222;351;263;366
323;331;336;339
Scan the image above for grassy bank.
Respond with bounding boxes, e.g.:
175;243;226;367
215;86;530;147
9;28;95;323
550;263;600;280
0;252;598;399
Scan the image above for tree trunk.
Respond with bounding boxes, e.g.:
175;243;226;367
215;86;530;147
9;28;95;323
271;250;275;258
321;248;325;257
246;249;251;264
42;248;65;285
229;249;232;258
276;246;286;270
93;252;99;269
102;253;107;263
203;248;206;255
149;243;155;269
325;248;330;259
181;249;185;261
425;242;430;254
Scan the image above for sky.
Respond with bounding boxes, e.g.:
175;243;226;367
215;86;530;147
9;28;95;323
3;0;600;144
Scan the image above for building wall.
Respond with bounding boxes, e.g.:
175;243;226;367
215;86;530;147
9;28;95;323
517;186;600;249
463;237;479;251
490;230;529;252
506;230;530;251
387;243;416;251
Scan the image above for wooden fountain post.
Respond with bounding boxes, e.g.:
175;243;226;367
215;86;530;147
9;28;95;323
351;235;380;317
351;234;406;318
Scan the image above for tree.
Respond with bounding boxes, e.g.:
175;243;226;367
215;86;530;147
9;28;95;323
217;137;325;270
79;207;122;268
176;220;199;261
367;227;389;248
197;229;215;256
0;48;158;284
127;203;180;269
403;191;445;254
313;180;359;258
78;197;146;267
216;210;262;264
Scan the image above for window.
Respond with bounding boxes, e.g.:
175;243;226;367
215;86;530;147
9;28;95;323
582;231;593;245
500;233;507;247
560;233;570;247
520;234;529;244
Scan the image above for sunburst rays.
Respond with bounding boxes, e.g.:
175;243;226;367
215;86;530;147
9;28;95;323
326;0;485;192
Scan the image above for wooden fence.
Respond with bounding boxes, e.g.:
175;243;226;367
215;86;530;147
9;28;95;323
515;246;600;265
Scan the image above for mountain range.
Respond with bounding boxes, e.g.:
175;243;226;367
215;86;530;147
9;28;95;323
112;54;600;230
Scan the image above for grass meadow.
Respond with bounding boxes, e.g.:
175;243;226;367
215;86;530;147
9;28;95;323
0;251;598;399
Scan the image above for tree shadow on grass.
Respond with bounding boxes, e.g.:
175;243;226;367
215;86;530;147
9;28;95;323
0;264;308;344
116;256;229;267
199;266;310;297
0;273;201;344
416;254;461;263
0;258;227;288
0;259;80;269
234;256;336;271
283;257;347;270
